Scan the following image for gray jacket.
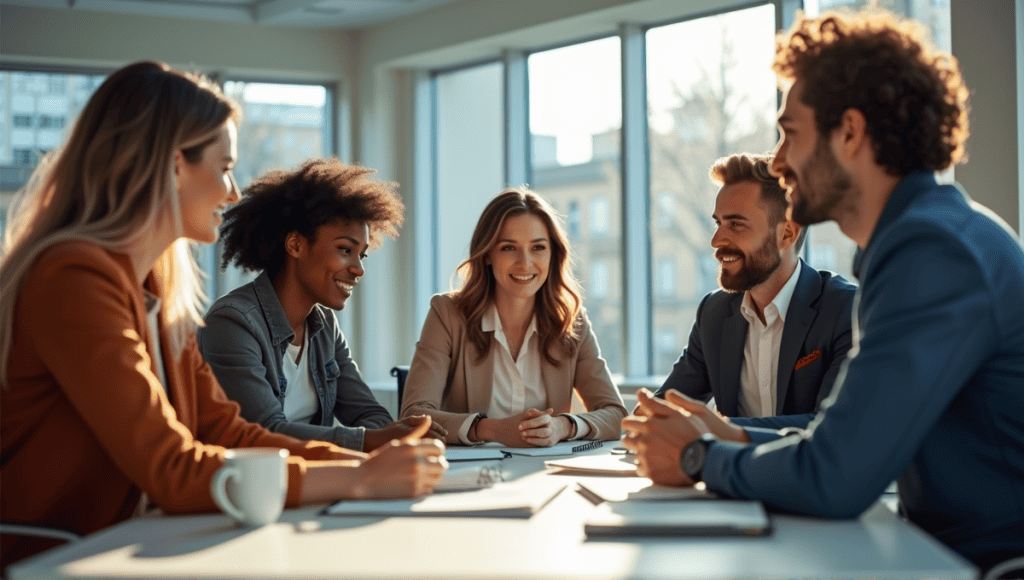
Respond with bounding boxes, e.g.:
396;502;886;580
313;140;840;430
197;272;392;451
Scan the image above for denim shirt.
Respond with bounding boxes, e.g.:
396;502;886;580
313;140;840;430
197;272;393;451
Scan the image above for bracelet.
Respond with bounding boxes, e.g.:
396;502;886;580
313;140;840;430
563;414;579;439
469;413;487;442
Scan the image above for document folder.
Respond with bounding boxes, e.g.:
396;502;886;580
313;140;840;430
584;500;771;537
324;479;566;519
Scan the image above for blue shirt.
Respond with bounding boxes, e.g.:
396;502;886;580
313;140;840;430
704;171;1024;566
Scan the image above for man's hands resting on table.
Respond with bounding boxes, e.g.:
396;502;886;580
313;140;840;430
622;388;750;487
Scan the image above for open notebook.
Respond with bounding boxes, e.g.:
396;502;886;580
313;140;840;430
323;477;566;518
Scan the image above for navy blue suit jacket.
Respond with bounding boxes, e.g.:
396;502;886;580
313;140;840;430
703;172;1024;567
655;260;856;425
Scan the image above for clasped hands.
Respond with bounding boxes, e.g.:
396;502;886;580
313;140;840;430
474;408;572;447
621;388;750;487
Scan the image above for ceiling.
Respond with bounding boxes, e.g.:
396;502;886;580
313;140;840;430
2;0;461;29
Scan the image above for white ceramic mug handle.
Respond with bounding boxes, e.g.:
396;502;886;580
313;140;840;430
211;466;246;523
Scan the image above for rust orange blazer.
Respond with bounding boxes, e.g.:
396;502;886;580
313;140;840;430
1;243;355;564
400;294;626;443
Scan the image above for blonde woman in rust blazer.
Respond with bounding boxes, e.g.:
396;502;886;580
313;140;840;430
401;188;626;446
0;62;444;569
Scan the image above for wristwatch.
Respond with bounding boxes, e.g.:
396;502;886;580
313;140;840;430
680;434;717;482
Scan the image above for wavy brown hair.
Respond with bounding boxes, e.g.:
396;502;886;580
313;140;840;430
219;159;404;278
773;9;969;175
453;188;582;366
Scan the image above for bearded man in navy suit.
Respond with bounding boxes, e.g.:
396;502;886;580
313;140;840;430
652;153;856;429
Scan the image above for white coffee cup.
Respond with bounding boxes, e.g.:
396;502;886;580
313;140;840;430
210;448;289;527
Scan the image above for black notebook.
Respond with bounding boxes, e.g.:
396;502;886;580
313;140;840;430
584;499;771;537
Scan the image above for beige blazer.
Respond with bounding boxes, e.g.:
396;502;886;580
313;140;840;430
400;294;626;443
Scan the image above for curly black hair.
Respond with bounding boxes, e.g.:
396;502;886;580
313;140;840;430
773;9;970;175
219;158;404;277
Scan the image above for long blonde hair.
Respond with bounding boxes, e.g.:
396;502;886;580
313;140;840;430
0;61;240;385
453;187;583;366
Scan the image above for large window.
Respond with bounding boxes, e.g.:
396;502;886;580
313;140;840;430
435;62;505;292
801;0;951;282
209;80;335;298
529;36;624;372
0;70;106;227
0;70;336;307
424;1;950;382
647;5;778;374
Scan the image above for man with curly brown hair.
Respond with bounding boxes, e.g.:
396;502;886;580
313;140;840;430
198;158;446;452
623;9;1024;570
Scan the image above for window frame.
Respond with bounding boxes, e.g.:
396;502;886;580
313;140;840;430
421;0;792;384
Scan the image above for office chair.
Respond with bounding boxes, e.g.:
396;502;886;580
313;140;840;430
390;365;409;416
1;524;80;579
984;556;1024;580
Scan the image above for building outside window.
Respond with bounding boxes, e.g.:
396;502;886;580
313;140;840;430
424;1;953;382
567;200;581;239
212;80;336;298
590;259;610;299
0;70;106;227
801;0;950;282
529;36;624;372
646;4;778;375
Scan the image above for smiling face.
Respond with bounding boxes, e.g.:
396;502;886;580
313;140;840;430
711;180;783;293
486;212;552;305
289;218;369;311
771;81;856;226
176;120;240;243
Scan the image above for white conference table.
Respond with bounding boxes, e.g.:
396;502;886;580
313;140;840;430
9;450;978;580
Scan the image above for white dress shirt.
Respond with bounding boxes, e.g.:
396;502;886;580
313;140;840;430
737;260;802;418
457;304;590;444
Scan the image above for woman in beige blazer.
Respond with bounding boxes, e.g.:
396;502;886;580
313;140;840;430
401;188;626;446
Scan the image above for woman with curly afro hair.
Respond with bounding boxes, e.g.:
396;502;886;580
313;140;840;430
198;158;446;452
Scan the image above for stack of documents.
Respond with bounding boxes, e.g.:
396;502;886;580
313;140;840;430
445;440;604;462
435;461;507;492
574;479;715;503
545;453;638;476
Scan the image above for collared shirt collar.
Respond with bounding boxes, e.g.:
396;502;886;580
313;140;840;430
852;170;938;280
253;271;326;349
740;259;802;325
481;303;537;354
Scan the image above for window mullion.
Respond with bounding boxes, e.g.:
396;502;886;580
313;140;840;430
620;23;652;379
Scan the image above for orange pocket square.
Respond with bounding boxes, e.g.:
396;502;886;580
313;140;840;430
794;349;822;371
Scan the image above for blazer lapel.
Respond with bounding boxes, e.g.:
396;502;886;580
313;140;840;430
541;346;571;412
465;339;496;414
718;296;747;416
775;262;819;414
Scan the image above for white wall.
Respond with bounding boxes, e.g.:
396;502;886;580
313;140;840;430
0;4;356;80
950;0;1020;234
